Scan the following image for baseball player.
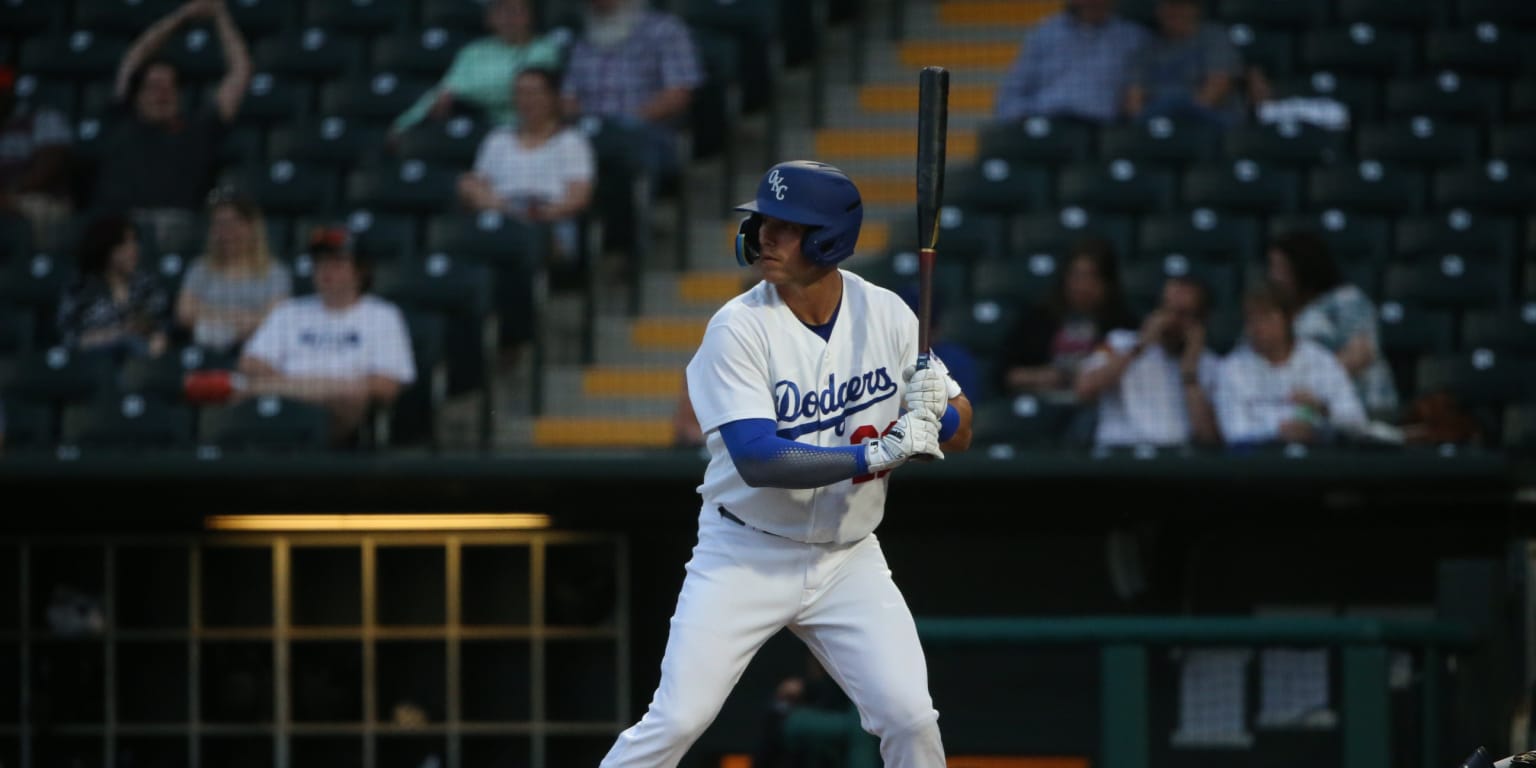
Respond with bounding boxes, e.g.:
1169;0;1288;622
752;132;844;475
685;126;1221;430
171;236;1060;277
599;160;974;768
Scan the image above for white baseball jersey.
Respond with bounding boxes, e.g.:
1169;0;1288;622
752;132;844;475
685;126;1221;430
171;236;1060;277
685;271;961;545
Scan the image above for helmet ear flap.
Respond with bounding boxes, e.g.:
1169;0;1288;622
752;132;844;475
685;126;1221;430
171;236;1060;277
735;214;762;266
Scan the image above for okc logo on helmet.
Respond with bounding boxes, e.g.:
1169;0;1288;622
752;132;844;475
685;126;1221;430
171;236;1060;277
767;169;788;200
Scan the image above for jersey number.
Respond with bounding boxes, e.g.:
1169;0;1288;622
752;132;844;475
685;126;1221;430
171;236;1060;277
849;420;897;484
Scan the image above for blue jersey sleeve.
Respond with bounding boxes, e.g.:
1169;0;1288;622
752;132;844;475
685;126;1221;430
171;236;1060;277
718;418;870;489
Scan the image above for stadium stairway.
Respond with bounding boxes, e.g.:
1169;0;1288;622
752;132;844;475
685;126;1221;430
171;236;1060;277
479;0;1055;451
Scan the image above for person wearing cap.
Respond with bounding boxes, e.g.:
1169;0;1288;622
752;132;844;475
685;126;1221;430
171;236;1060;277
174;186;291;355
0;64;76;253
203;227;415;446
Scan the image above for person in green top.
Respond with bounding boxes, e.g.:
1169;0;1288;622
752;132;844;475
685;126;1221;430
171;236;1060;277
389;0;567;138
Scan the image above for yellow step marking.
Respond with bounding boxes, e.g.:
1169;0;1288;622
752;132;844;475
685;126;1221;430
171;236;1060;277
937;0;1063;26
631;317;707;349
582;367;684;398
898;41;1019;70
860;83;995;114
815;129;977;160
532;417;673;448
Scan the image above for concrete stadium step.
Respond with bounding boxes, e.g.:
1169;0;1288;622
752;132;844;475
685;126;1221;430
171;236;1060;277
813;127;978;160
592;317;698;366
898;40;1020;72
528;416;674;448
857;82;996;115
932;0;1061;26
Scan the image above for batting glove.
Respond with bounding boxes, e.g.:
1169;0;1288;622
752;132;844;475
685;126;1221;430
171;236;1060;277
902;364;949;422
864;411;945;474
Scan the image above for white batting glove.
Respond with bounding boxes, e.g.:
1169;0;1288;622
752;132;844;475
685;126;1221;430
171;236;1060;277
902;364;949;422
864;411;945;474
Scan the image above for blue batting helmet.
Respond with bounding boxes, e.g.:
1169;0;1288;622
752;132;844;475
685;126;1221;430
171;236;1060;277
733;160;863;267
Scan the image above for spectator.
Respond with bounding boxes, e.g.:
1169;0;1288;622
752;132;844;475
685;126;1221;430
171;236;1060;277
56;214;171;361
994;0;1148;124
1075;275;1222;448
1266;229;1398;420
999;236;1137;397
560;0;702;180
1214;282;1367;447
389;0;567;140
174;185;291;355
457;67;595;265
94;0;252;249
1122;0;1246;127
0;65;77;252
230;227;416;446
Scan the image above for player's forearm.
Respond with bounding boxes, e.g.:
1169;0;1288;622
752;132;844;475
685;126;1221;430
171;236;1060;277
720;419;865;489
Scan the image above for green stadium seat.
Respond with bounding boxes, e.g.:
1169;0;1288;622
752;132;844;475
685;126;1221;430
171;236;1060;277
1299;25;1416;78
1383;73;1504;121
1511;80;1536;119
1433;161;1536;216
320;73;434;123
1226;23;1297;77
235;73;311;127
1384;256;1505;310
1415;349;1536;406
0;304;36;356
1505;405;1536;451
0;397;55;451
877;248;970;316
1489;124;1536;162
689;30;739;172
305;0;409;34
0;0;63;37
0;253;74;344
969;252;1066;308
424;211;551;270
1221;123;1348;170
117;345;238;404
73;0;177;34
252;28;366;81
886;204;1001;266
1267;209;1392;264
384;309;449;449
946;158;1053;216
292;210;420;267
970;394;1079;449
1394;210;1520;264
1264;70;1383;126
1461;303;1536;354
1180;159;1301;215
236;159;340;217
11;74;78;117
1122;256;1241;315
684;0;778;115
1378;300;1457;358
1355;118;1481;167
1217;0;1330;27
267;117;388;170
1425;25;1530;75
976;117;1096;166
576;113;651;258
1098;117;1219;169
395;115;490;167
419;0;492;32
198;396;332;453
0;212;35;267
1336;0;1444;27
1307;160;1425;216
372;28;471;78
1056;159;1177;215
1136;209;1260;263
226;0;294;39
1011;207;1135;263
161;25;233;84
939;293;1021;365
60;394;195;450
344;160;459;215
18;32;128;82
0;346;114;411
1456;0;1536;26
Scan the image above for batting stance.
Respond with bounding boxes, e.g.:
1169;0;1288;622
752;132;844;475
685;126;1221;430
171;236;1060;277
599;160;974;768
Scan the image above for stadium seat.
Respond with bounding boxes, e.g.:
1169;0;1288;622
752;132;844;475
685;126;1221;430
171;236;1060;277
252;28;366;81
1011;208;1136;263
1098;117;1220;169
1489;124;1536;162
73;0;177;34
683;0;777;115
1217;0;1329;27
385;309;449;449
1335;0;1444;27
946;158;1053;216
419;0;492;33
1136;209;1261;263
1056;159;1177;215
0;0;63;38
0;212;35;267
320;73;434;123
976;117;1096;166
1462;303;1536;354
292;210;420;267
1264;71;1382;124
689;29;739;171
938;293;1021;366
1511;81;1536;119
235;159;340;217
424;211;551;270
0;303;36;356
1505;405;1536;451
1226;23;1297;78
344;160;459;215
235;73;311;127
11;74;78;117
1384;256;1505;310
1221;121;1348;169
1180;159;1301;215
198;396;332;453
1122;256;1241;315
1355;118;1481;168
576;114;652;260
161;25;233;85
1307;160;1425;215
1456;0;1536;26
226;0;293;39
0;396;57;451
1394;210;1520;264
1416;349;1536;406
1378;300;1458;358
1432;161;1536;216
886;204;1002;268
0;253;74;345
1425;25;1530;75
968;252;1067;309
305;0;409;34
60;394;195;450
1383;73;1504;121
971;394;1079;449
117;345;237;404
395;115;490;167
372;27;471;77
0;346;114;412
1299;26;1416;78
1267;209;1393;264
18;32;128;82
267;117;388;171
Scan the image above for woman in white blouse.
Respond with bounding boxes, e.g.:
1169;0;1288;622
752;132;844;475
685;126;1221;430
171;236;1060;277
456;67;595;264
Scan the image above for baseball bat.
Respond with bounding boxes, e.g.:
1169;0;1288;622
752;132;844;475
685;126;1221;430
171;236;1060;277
915;65;949;373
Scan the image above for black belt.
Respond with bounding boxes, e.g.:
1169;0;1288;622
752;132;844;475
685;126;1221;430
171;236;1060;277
718;506;786;538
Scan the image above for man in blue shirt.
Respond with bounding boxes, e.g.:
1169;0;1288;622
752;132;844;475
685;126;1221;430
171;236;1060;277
994;0;1149;124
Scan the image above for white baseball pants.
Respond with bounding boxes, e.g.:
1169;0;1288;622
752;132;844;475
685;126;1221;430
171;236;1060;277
599;508;945;768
